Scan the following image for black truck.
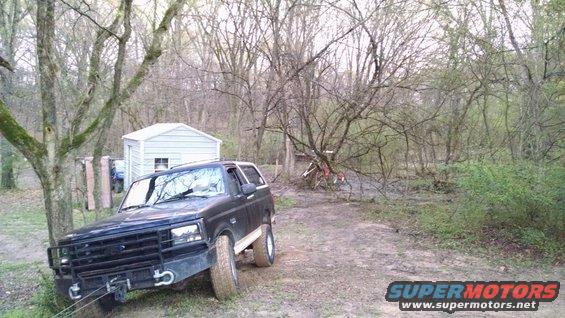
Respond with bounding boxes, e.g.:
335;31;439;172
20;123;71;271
47;160;276;309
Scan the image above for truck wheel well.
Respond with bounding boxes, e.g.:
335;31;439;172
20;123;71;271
216;229;235;244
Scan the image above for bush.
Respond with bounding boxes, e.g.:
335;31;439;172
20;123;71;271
456;161;564;257
519;228;560;257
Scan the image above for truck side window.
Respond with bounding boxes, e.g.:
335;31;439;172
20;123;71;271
240;166;265;186
227;168;243;195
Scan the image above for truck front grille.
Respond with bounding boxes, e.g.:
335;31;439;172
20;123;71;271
67;230;170;277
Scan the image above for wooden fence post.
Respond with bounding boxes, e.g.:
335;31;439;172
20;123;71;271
85;157;95;210
100;156;112;208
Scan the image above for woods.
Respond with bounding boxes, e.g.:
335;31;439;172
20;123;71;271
0;0;563;246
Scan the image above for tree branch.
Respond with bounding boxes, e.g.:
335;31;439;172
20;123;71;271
0;98;46;165
58;0;120;39
59;0;188;155
0;55;13;72
65;0;125;142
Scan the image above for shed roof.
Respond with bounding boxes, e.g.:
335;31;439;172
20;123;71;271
122;123;222;143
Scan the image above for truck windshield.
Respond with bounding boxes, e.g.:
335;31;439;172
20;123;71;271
121;167;225;210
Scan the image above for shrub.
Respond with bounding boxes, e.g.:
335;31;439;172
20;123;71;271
519;228;560;257
456;161;564;257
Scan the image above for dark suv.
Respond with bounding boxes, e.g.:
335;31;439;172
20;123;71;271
47;161;276;308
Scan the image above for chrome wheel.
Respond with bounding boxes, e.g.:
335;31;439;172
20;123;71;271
267;231;274;259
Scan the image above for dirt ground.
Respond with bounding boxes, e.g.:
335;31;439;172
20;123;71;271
0;182;563;317
110;185;564;317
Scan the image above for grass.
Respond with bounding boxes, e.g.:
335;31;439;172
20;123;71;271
0;207;47;241
364;187;563;266
1;268;71;318
274;195;297;210
0;206;116;244
116;275;223;317
0;189;124;317
0;261;43;275
0;190;122;242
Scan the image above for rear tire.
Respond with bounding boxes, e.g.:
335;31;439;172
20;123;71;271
210;235;238;300
253;224;275;267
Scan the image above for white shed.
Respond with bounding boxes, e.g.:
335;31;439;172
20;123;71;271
122;123;222;187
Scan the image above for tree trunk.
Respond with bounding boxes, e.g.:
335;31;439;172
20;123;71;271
39;163;74;246
0;137;16;189
255;110;268;161
0;0;18;190
282;133;295;179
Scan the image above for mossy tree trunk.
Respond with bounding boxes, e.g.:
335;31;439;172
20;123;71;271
39;162;74;246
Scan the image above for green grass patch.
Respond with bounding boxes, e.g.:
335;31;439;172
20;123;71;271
0;205;117;242
0;207;47;240
274;196;297;210
118;276;219;316
0;261;43;275
73;207;115;228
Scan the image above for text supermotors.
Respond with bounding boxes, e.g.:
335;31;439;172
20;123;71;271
385;281;560;313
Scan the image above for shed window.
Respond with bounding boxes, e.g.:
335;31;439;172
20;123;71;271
154;158;169;171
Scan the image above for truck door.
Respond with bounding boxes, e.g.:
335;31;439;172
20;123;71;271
238;164;268;230
225;167;251;240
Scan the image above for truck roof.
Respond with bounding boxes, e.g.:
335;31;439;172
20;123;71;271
137;159;258;181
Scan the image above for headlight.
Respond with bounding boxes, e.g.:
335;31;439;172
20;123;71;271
171;225;202;245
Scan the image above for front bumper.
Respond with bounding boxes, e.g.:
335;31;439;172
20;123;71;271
54;246;216;299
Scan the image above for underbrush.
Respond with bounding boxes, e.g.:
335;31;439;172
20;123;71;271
367;161;564;262
456;162;563;259
274;195;297;210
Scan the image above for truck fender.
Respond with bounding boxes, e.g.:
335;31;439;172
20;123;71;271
212;223;235;245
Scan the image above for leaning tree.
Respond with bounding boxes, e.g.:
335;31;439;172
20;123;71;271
0;0;188;246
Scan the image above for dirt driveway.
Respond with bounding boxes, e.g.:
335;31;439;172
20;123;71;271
0;182;563;317
108;186;563;317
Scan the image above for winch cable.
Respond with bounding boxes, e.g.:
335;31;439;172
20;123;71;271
52;277;118;318
57;288;114;318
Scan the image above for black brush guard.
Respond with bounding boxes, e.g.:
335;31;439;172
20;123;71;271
48;221;212;298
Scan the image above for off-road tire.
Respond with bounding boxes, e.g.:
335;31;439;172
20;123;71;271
210;235;238;300
253;224;275;267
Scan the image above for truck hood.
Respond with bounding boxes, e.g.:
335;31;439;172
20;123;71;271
62;196;225;242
